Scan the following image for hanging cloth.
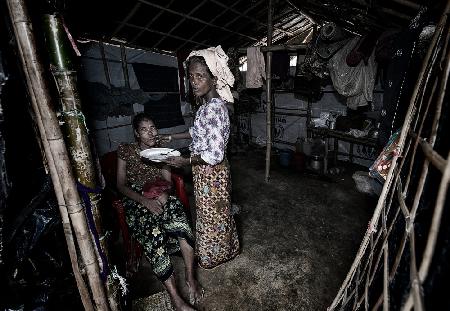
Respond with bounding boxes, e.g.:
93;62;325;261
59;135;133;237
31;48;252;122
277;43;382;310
328;37;377;110
246;47;266;88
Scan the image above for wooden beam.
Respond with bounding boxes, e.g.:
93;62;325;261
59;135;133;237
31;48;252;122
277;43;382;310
110;2;141;40
392;0;421;10
208;0;294;36
285;25;314;44
120;44;130;88
98;41;112;89
285;0;317;25
153;0;208;49
380;7;412;20
410;132;447;174
130;0;176;44
123;22;210;48
138;0;258;41
265;0;273;183
79;37;177;57
176;0;244;51
238;43;307;53
191;0;265;50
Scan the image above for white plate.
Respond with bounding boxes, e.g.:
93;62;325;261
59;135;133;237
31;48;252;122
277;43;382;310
139;148;181;162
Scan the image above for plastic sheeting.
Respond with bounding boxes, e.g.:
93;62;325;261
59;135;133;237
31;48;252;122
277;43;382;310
328;37;377;110
4;177;83;310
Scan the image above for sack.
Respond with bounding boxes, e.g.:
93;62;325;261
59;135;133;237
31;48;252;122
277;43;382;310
369;130;401;182
142;178;172;199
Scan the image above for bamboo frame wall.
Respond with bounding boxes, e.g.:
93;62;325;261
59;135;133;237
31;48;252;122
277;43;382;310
329;2;450;310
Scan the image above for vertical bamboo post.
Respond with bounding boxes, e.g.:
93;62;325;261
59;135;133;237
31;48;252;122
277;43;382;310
120;44;131;89
329;2;450;309
99;41;112;89
264;0;273;183
6;1;110;310
41;14;120;310
0;76;6;271
30;90;95;311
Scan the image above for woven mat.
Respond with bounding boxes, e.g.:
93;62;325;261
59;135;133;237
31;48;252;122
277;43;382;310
133;291;175;311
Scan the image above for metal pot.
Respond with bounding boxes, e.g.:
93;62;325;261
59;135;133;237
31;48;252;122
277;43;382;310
310;155;323;172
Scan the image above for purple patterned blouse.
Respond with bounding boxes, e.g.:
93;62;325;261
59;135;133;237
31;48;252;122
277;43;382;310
189;97;230;165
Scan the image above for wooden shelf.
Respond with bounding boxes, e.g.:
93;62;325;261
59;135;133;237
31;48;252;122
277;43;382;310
308;126;378;172
308;127;377;147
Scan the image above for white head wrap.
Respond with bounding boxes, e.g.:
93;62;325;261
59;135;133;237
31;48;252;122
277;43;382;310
185;45;235;103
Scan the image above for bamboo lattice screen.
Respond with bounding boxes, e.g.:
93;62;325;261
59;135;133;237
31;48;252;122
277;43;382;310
329;2;450;310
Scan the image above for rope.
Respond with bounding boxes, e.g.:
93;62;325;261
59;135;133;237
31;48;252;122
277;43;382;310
77;182;110;281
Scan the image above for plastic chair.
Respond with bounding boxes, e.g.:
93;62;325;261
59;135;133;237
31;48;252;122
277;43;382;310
99;150;190;275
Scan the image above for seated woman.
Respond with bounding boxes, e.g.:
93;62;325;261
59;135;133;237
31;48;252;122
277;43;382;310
116;112;202;311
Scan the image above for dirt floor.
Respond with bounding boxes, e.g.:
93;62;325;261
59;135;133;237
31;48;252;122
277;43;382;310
126;147;377;311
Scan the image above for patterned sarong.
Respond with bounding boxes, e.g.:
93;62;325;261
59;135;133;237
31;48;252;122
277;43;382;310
192;159;239;268
123;192;194;281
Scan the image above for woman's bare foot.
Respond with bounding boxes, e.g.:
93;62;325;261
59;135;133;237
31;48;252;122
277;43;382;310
171;295;196;311
164;275;196;311
185;278;205;306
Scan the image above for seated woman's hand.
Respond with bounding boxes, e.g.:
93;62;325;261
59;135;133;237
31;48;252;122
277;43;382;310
140;196;164;215
157;192;169;206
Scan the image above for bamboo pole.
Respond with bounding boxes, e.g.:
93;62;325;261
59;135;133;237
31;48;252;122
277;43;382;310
42;14;120;310
328;2;448;308
403;8;450;309
0;79;6;274
410;132;447;173
99;41;112;89
237;44;307;53
138;0;258;41
382;208;389;311
6;1;110;309
209;0;294;36
285;0;317;25
392;0;421;10
120;44;130;89
372;20;449;309
30;86;95;311
264;0;273;183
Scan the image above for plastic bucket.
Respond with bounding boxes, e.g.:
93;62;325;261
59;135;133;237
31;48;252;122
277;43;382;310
279;149;293;167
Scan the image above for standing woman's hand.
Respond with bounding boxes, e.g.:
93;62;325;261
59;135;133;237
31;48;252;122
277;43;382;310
140;196;164;215
164;156;190;168
158;134;172;145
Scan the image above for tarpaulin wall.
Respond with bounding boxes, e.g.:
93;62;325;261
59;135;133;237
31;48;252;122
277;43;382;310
78;42;191;156
238;84;383;167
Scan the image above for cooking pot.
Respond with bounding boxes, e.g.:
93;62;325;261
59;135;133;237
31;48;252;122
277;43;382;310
310;155;323;173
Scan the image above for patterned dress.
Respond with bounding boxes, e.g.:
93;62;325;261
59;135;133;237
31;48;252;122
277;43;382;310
117;143;194;281
190;98;240;268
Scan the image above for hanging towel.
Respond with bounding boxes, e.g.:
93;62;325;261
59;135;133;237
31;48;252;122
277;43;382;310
246;47;266;88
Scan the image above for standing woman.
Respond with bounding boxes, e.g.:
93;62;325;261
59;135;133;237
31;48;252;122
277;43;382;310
164;46;240;269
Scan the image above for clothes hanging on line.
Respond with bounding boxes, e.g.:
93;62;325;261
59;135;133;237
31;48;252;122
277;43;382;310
246;47;266;88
